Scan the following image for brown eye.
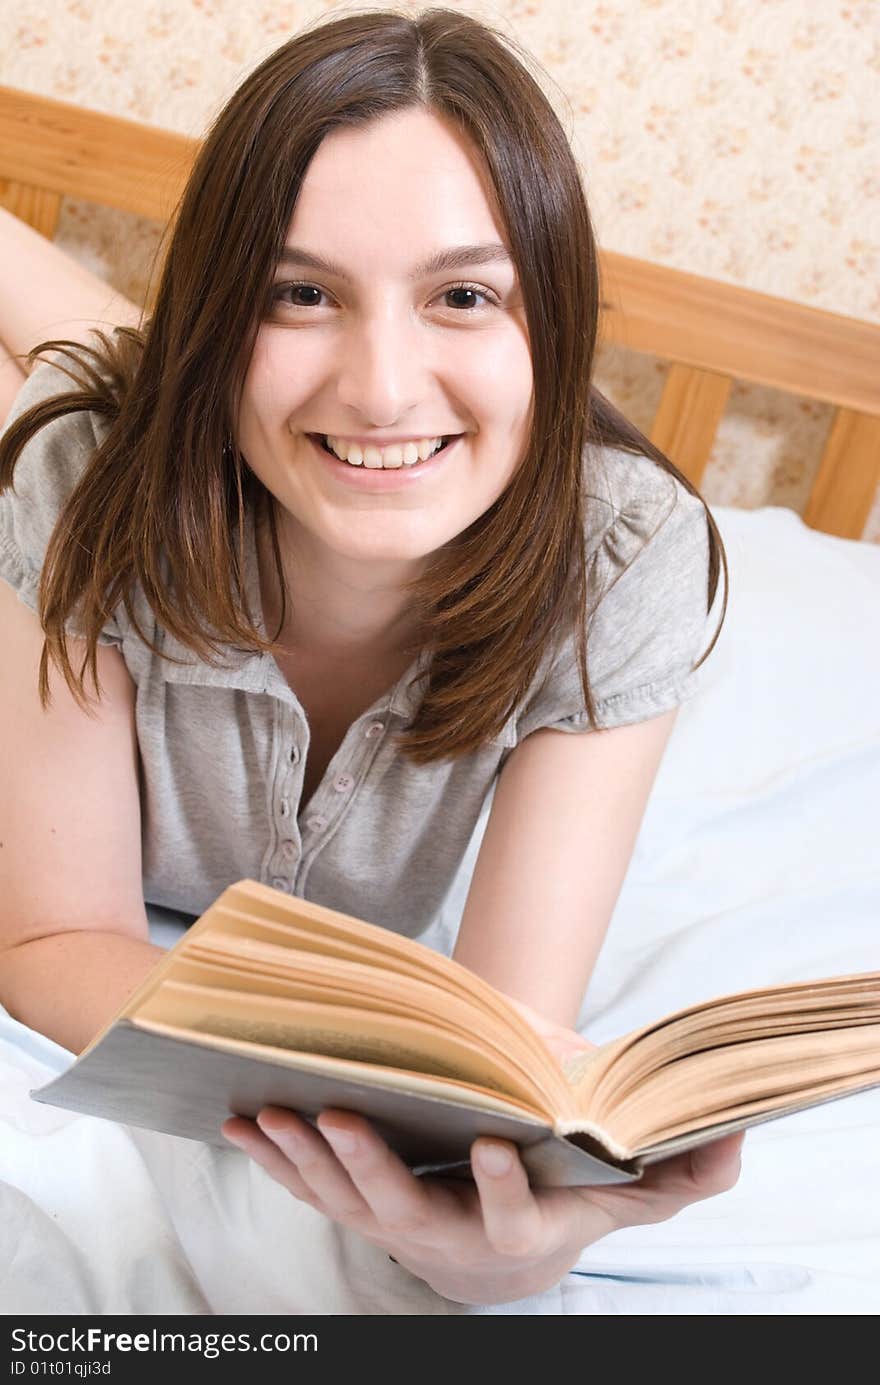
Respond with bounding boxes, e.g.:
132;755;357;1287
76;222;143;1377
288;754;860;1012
443;282;495;311
271;282;327;308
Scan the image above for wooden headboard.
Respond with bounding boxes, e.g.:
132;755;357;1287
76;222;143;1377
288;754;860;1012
1;83;877;541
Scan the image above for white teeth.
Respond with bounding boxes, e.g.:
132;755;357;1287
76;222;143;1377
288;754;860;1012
324;435;446;467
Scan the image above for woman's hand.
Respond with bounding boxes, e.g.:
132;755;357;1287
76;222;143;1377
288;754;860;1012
221;1104;744;1307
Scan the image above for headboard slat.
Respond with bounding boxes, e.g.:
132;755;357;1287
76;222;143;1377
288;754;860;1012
803;409;880;540
649;364;731;488
0;178;61;237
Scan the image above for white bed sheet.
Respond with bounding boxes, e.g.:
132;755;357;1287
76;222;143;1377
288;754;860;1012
1;503;878;1315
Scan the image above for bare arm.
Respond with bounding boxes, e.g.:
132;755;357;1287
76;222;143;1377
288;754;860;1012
0;205;143;374
452;707;680;1029
2;933;165;1056
0;575;161;1054
0;336;27;424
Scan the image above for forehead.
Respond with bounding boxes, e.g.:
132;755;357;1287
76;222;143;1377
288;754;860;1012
287;108;508;257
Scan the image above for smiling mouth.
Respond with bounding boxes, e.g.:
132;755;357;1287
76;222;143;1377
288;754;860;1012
310;434;461;467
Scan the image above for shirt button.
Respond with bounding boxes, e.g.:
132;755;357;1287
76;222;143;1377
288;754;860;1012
365;721;384;739
281;839;297;859
279;798;290;818
271;877;288;890
333;774;354;793
306;814;327;831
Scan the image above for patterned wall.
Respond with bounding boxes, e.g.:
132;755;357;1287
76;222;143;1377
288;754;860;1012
2;0;877;537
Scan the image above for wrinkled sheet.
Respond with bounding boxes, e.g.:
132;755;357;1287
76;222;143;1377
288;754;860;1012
2;505;878;1315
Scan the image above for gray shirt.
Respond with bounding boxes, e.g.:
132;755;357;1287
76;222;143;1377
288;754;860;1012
0;358;716;948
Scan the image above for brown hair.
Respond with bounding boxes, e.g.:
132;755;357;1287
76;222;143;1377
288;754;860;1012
0;5;727;765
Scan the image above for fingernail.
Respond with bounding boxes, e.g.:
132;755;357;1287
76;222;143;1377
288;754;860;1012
321;1125;357;1155
259;1119;303;1153
478;1143;513;1176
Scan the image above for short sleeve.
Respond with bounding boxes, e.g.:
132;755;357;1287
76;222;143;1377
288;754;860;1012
515;448;719;739
0;355;125;647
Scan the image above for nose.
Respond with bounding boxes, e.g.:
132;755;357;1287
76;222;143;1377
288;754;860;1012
333;306;431;428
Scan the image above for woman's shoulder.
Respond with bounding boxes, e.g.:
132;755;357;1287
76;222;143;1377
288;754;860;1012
513;443;716;741
1;348;110;453
579;442;712;630
0;352;111;560
582;441;700;565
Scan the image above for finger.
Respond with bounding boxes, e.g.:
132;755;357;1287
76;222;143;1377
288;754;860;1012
222;1115;329;1209
642;1131;744;1205
314;1109;460;1248
685;1131;745;1194
256;1107;373;1223
587;1131;745;1233
471;1138;546;1258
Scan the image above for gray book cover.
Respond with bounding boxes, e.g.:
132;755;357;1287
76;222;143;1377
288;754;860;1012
32;1020;642;1188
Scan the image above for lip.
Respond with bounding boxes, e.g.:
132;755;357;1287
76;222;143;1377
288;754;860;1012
307;433;463;490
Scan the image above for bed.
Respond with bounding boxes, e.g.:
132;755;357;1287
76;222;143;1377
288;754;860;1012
1;85;878;1316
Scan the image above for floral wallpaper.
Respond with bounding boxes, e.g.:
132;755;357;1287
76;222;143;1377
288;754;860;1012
1;0;877;538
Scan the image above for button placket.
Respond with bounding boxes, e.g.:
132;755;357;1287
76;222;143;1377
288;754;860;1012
279;742;299;820
294;712;396;896
297;712;390;857
269;708;304;886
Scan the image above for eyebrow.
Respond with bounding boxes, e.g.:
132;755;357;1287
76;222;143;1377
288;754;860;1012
276;242;514;281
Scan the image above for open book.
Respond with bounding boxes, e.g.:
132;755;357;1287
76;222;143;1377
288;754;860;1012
33;880;880;1188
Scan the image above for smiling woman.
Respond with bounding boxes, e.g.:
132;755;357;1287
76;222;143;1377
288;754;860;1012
0;5;737;1310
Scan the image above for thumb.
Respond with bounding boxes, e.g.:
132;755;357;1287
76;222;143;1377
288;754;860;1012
686;1130;745;1196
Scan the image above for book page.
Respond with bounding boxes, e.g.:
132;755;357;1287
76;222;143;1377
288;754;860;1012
571;973;880;1115
136;882;573;1113
130;1015;551;1125
582;1023;880;1151
169;938;568;1101
199;884;562;1067
137;980;558;1115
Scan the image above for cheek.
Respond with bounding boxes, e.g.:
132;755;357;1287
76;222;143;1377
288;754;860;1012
238;382;296;454
461;334;532;426
239;334;304;425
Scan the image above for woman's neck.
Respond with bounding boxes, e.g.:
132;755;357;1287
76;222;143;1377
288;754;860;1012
255;501;427;665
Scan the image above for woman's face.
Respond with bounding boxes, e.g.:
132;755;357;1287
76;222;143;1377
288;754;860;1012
237;107;534;571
